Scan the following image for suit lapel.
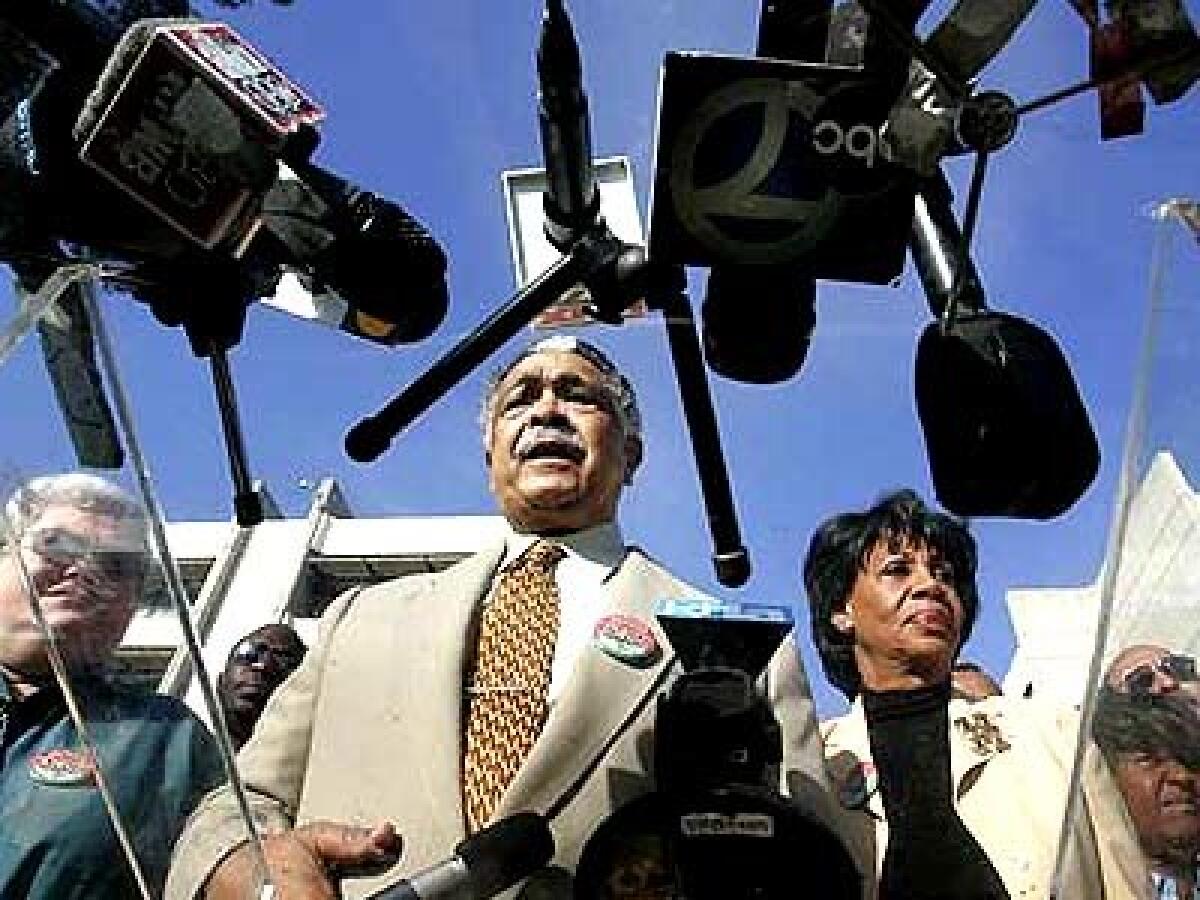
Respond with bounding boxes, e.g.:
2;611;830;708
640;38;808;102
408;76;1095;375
823;700;1009;817
494;550;680;820
823;701;887;821
392;543;503;846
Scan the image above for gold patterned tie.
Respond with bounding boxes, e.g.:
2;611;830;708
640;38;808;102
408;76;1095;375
462;540;567;833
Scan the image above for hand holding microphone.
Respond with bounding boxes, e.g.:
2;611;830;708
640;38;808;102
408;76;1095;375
365;812;554;900
201;813;553;900
202;820;402;900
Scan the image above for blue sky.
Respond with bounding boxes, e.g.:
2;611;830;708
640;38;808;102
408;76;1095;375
4;0;1198;715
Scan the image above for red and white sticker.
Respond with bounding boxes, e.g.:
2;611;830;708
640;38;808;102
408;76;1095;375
28;748;97;787
593;614;659;666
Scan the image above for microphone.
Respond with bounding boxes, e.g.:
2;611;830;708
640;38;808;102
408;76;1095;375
536;0;600;252
261;155;449;344
364;812;554;900
73;18;321;250
20;14;449;346
700;264;817;385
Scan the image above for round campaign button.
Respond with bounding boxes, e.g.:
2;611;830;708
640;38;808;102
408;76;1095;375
593;614;659;666
836;760;877;810
28;748;97;787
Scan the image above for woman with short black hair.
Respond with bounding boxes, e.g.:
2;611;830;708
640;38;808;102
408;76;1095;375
807;490;1138;899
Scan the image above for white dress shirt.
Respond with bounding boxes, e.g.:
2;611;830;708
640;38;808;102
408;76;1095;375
496;521;628;702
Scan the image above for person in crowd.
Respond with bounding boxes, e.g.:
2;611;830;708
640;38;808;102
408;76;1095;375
1106;644;1200;715
808;489;1140;899
167;336;826;900
1093;687;1200;899
951;660;1003;701
0;473;223;899
216;623;306;750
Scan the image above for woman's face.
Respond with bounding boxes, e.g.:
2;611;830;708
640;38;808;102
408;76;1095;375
833;536;966;692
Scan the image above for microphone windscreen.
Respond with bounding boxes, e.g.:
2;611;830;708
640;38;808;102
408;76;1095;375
915;311;1100;519
456;812;554;896
310;193;449;344
701;265;816;385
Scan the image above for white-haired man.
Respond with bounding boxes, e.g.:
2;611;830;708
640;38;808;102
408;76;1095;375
167;336;827;900
0;473;222;899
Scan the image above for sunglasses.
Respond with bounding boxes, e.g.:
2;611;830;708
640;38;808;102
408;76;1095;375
23;527;147;582
231;639;304;671
1122;654;1199;695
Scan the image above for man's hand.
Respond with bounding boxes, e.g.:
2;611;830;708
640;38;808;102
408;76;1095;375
204;820;401;900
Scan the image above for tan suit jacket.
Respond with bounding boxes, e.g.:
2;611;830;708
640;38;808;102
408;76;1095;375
820;695;1151;900
166;542;829;900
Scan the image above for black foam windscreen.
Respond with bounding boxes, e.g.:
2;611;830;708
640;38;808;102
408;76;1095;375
914;310;1100;520
701;265;817;385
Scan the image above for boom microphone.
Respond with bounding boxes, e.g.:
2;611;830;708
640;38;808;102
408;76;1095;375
364;812;554;900
536;0;600;251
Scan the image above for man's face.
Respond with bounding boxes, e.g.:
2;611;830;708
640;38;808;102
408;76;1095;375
486;350;640;533
1112;751;1200;867
0;504;142;675
217;626;306;721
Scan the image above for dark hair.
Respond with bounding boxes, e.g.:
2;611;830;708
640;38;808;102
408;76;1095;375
802;489;980;699
1092;687;1200;772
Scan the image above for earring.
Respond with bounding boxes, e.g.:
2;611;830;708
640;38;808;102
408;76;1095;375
832;611;854;634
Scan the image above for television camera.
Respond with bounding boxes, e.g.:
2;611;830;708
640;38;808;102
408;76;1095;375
574;600;861;900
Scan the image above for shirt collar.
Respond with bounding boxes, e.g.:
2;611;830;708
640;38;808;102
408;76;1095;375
500;519;626;573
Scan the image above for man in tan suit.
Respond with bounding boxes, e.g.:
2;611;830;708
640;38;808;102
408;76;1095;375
167;336;826;900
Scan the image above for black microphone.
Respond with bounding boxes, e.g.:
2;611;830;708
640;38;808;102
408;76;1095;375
364;812;554;900
700;264;817;385
59;16;448;345
537;0;600;252
262;155;449;344
694;0;829;387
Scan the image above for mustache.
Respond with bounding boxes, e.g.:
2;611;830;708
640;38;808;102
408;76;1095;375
514;424;585;460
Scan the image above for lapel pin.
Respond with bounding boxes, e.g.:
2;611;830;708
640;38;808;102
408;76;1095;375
28;747;97;787
954;711;1011;757
593;614;659;666
834;759;878;810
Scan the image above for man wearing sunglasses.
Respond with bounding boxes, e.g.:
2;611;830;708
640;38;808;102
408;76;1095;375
1106;645;1200;715
216;624;307;750
0;473;223;899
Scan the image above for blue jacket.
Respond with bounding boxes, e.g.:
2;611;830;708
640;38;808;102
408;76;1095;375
0;673;223;899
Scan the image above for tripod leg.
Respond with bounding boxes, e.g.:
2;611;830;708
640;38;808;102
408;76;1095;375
656;287;751;588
